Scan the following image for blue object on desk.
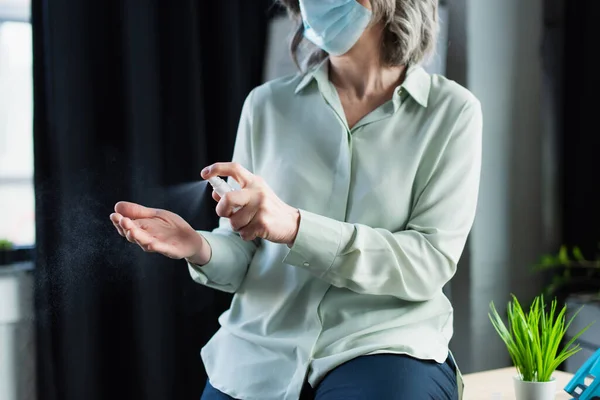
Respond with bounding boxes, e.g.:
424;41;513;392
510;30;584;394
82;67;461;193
564;348;600;399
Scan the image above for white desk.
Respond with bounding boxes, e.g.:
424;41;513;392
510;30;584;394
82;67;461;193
463;368;575;400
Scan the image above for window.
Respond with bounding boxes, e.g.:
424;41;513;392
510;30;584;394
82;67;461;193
0;0;34;246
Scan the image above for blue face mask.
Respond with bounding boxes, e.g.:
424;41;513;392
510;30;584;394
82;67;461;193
299;0;372;56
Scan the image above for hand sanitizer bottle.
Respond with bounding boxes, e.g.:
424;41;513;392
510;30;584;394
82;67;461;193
207;177;241;213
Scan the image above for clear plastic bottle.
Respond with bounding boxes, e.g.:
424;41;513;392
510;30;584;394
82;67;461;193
207;177;241;213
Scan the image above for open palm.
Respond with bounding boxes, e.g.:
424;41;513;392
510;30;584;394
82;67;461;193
110;201;202;260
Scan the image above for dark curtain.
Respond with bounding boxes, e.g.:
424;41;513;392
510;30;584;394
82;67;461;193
32;1;272;399
561;0;600;255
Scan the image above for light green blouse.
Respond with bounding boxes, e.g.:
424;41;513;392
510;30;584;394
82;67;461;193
188;59;482;400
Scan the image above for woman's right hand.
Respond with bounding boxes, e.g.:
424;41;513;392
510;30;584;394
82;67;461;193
110;201;211;265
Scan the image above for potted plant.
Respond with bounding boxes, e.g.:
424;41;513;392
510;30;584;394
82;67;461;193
489;294;593;400
0;239;14;266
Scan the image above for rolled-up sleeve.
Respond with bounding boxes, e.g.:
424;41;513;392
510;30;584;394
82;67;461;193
188;89;258;293
282;99;483;301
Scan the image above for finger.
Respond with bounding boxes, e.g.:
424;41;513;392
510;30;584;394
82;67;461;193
119;216;136;231
114;201;158;220
110;213;126;236
120;217;140;244
113;221;125;237
120;217;155;246
119;215;145;231
238;218;265;242
215;189;253;218
228;202;259;232
228;192;261;231
212;190;221;202
201;162;254;188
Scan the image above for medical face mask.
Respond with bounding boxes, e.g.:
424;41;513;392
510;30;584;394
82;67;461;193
299;0;372;56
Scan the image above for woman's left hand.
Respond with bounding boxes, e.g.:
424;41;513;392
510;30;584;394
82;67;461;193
201;162;300;246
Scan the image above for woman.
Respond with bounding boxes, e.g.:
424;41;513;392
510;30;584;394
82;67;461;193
110;0;482;398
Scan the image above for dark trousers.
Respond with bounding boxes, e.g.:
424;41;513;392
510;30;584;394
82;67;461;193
201;353;458;400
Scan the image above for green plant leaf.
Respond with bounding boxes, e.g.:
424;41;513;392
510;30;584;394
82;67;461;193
558;245;570;265
572;246;586;262
535;254;558;270
489;294;595;382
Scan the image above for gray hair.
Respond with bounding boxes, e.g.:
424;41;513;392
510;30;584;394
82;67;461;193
278;0;439;69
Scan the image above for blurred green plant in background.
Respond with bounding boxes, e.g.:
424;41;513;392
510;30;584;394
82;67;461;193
0;239;13;251
534;244;600;301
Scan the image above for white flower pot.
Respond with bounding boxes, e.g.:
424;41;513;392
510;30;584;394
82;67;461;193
513;376;557;400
